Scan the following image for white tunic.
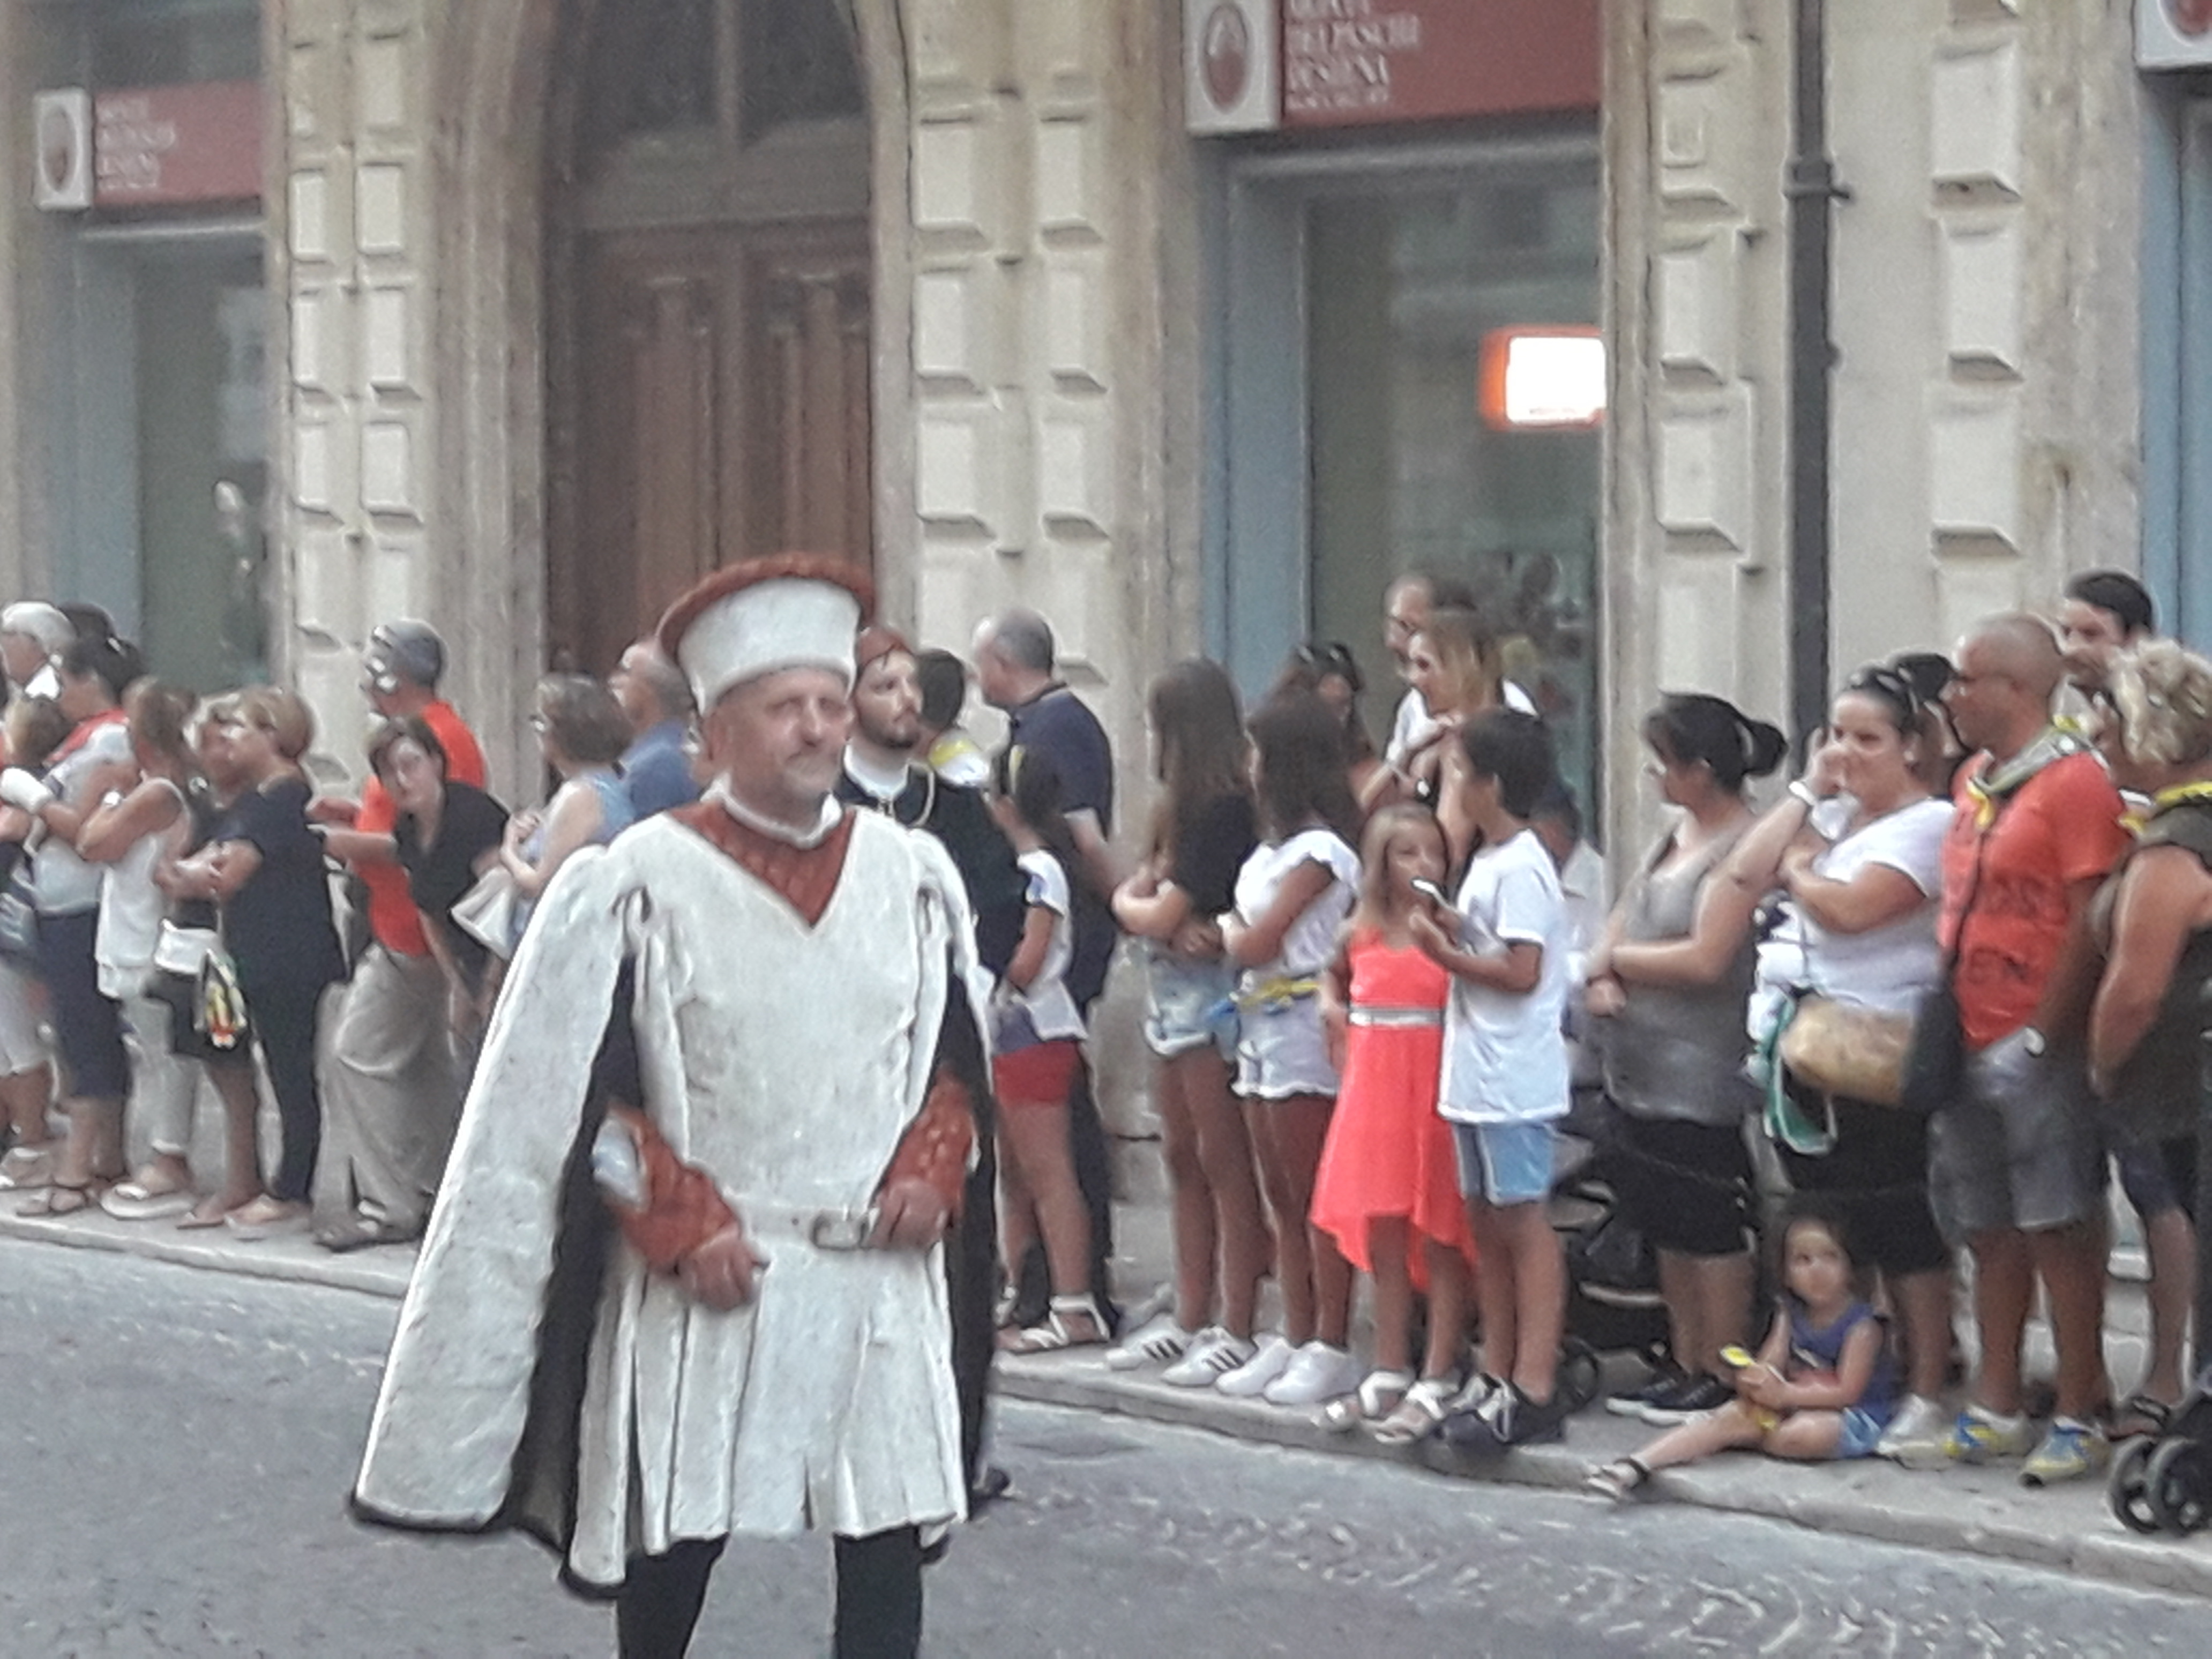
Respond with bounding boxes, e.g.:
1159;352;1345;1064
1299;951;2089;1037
354;809;976;1589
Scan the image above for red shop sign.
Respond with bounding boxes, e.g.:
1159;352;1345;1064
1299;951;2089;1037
94;80;261;207
1279;0;1598;129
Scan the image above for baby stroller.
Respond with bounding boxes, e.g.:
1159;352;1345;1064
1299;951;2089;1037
2108;1032;2212;1536
1548;1090;1673;1412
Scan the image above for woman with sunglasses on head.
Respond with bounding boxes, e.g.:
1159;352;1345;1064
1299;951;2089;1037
1274;642;1381;807
1725;661;1958;1453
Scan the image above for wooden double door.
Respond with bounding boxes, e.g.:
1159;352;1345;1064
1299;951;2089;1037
550;220;872;677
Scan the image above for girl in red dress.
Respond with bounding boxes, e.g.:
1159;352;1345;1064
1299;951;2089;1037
1313;804;1476;1441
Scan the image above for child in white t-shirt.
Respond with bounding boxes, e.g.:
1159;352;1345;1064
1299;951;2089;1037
1411;709;1574;1452
1209;693;1363;1408
988;747;1104;1354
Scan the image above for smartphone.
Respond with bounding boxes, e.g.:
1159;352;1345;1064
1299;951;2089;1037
1411;877;1452;908
1718;1344;1757;1371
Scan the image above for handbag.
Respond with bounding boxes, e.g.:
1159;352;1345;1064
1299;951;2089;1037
450;867;520;960
196;941;250;1051
1779;993;1912;1107
152;919;218;978
1760;997;1837;1155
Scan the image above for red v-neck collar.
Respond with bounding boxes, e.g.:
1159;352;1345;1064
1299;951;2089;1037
668;801;856;927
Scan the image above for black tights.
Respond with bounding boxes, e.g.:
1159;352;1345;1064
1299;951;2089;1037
615;1527;926;1659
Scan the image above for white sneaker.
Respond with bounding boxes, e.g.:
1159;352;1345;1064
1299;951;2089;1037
1105;1312;1195;1372
1875;1394;1949;1461
1265;1341;1362;1407
1214;1333;1295;1398
1160;1327;1255;1388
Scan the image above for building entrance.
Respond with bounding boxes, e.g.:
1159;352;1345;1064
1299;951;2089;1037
546;0;871;675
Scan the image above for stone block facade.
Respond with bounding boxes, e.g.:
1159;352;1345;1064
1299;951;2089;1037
1606;0;2144;848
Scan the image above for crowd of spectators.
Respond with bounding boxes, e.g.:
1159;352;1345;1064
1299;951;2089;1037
0;559;2204;1514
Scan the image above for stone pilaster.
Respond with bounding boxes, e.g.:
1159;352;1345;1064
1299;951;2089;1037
277;0;440;781
1604;0;1791;850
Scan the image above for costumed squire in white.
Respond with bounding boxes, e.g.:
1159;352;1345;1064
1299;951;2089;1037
352;557;992;1659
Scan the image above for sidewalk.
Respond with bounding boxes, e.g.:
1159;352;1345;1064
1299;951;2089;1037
10;1192;2211;1602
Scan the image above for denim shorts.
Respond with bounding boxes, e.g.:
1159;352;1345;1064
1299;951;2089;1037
1928;1029;2104;1239
1451;1119;1557;1206
1142;951;1238;1060
1234;995;1337;1100
1835;1403;1894;1461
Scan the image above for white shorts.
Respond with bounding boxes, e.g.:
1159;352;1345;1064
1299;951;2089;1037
0;959;47;1077
1234;996;1339;1101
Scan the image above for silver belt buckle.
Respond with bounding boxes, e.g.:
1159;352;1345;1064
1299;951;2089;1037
809;1207;877;1251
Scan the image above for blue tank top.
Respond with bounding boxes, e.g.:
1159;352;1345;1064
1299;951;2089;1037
1787;1298;1897;1415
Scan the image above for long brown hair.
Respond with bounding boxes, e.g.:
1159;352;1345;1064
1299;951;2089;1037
1247;691;1361;845
1413;606;1503;718
1147;658;1251;863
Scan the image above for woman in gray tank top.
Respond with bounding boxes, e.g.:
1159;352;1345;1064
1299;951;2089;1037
1586;694;1785;1423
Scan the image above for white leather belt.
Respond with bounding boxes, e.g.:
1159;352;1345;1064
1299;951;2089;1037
1348;1006;1444;1029
739;1202;879;1251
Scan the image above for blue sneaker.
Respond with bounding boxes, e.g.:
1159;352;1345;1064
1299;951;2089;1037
2020;1417;2110;1487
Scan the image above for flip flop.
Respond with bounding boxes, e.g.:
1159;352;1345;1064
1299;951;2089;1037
18;1180;98;1219
177;1199;238;1230
2113;1394;2176;1440
0;1144;57;1191
101;1179;198;1221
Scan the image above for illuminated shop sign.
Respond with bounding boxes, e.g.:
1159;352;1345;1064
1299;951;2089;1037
1186;0;1598;134
1478;328;1606;431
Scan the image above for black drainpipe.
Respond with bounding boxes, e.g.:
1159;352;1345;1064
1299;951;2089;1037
1783;0;1845;750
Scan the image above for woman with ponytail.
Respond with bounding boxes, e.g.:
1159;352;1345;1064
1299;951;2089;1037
1584;693;1785;1424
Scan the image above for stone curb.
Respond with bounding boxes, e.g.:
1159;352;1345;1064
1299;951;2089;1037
15;1204;2211;1603
0;1208;415;1300
994;1354;2212;1604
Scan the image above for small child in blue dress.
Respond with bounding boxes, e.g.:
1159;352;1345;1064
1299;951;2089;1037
1587;1198;1898;1499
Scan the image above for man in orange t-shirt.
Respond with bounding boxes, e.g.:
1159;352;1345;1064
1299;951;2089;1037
1903;615;2128;1485
311;621;487;1251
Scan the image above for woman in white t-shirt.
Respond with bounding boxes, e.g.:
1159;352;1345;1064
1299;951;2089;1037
988;747;1105;1354
1210;693;1363;1408
1731;662;1957;1447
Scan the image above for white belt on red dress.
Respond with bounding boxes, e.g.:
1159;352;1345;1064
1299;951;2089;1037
1347;1005;1443;1029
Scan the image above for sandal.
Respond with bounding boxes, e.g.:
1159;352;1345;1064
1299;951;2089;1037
0;1142;56;1191
1372;1376;1458;1445
18;1179;99;1219
999;1294;1109;1354
1322;1367;1416;1433
2113;1393;2176;1441
1585;1456;1651;1501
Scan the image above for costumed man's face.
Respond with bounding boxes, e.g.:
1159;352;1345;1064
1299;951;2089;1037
853;651;923;753
706;664;853;823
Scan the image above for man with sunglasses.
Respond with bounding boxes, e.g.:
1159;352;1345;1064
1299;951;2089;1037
1890;615;2129;1486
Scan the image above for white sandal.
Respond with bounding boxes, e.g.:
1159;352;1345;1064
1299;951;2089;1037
1000;1294;1109;1355
1321;1367;1416;1432
1371;1376;1458;1445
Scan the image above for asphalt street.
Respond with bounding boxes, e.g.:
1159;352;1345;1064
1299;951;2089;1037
2;1238;2204;1658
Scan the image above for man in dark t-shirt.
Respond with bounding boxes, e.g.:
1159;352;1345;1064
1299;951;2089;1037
836;625;1022;1504
974;607;1122;1330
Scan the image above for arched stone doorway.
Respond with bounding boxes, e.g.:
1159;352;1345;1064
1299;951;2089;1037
543;0;875;675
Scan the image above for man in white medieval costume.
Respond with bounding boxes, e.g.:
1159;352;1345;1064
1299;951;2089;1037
352;556;990;1659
